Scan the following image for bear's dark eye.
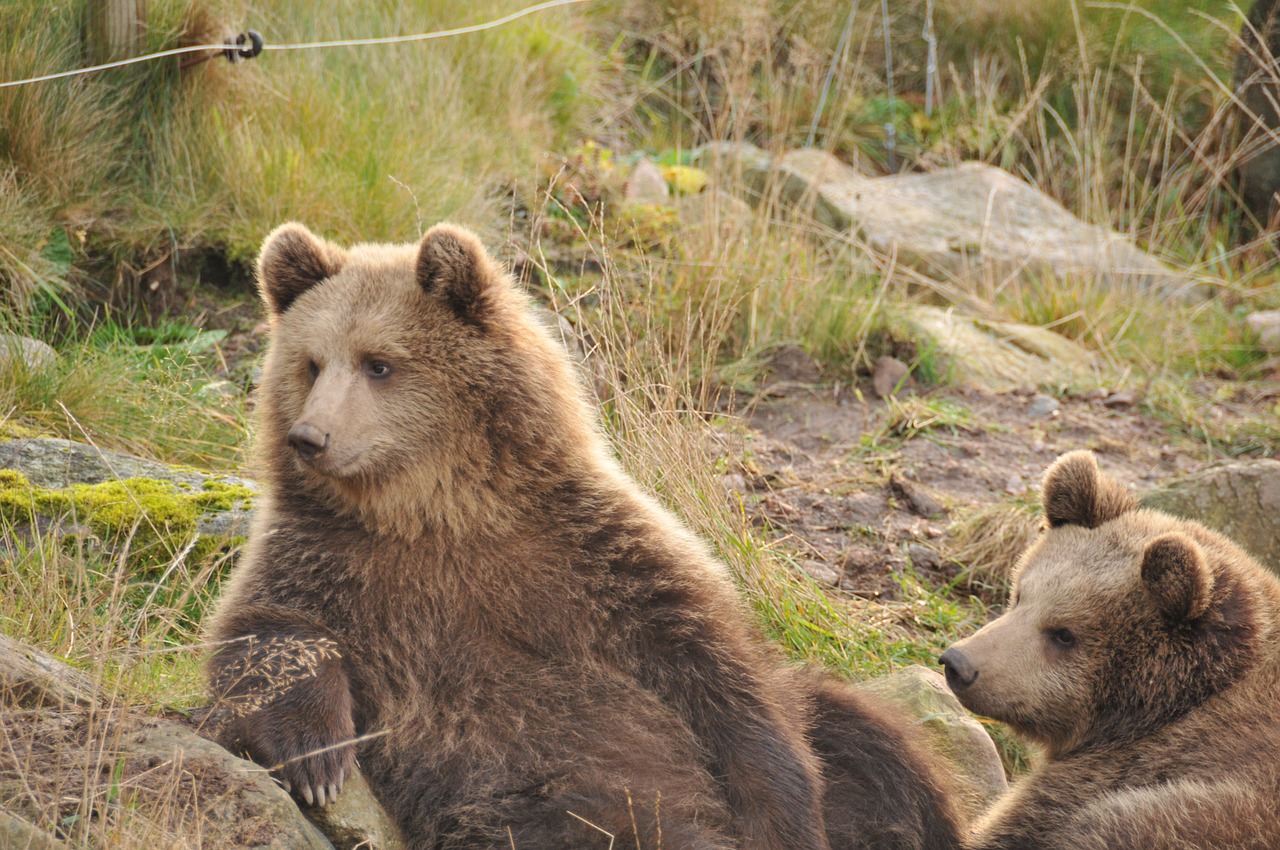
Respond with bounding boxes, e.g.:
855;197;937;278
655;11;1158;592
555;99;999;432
1048;628;1076;649
365;360;393;380
307;360;320;381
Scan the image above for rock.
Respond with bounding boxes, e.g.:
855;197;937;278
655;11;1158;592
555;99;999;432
1102;389;1138;409
901;306;1098;392
700;142;1194;294
1142;459;1280;577
0;811;68;850
906;544;940;570
888;474;946;518
872;356;914;398
785;149;1194;294
675;190;756;239
801;559;842;586
1247;310;1280;350
0;632;95;709
119;719;336;850
765;344;822;384
0;335;57;373
304;767;406;850
857;665;1007;821
1026;393;1060;418
0;437;254;538
623;157;670;206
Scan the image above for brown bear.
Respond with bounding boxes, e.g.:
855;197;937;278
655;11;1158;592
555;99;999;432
940;451;1280;850
205;222;961;850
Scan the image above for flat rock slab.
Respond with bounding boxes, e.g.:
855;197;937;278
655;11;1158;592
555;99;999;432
903;305;1099;392
0;437;255;538
696;143;1194;295
857;665;1008;821
1142;459;1280;577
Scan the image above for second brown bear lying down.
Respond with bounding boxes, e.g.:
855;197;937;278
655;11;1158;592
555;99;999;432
942;451;1280;850
205;222;962;850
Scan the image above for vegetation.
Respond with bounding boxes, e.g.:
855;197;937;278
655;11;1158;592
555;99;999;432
1;0;1279;842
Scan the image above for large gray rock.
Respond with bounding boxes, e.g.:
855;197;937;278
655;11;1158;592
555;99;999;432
0;437;254;538
697;143;1194;294
1142;459;1280;577
858;665;1008;821
902;305;1099;392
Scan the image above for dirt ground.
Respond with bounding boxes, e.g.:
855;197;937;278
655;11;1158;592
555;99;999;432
715;381;1213;604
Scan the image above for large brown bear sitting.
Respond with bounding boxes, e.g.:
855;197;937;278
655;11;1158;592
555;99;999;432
940;451;1280;850
205;222;961;850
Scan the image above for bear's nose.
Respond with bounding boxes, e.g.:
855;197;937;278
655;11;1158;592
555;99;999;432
288;423;330;461
939;647;978;692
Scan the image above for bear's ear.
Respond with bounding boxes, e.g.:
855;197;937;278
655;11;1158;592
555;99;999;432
1041;451;1138;529
1142;532;1214;622
416;224;496;321
258;223;346;317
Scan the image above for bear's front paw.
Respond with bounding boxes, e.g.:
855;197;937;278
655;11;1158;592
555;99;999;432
248;701;357;808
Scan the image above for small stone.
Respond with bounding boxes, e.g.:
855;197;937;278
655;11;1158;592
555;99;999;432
0;335;57;374
888;475;946;518
1026;393;1061;418
1004;476;1026;496
872;356;914;398
906;544;939;570
801;560;842;586
623;157;670;206
1083;387;1109;402
1246;310;1280;351
1103;390;1138;409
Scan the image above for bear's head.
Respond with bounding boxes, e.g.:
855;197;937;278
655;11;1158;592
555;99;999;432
940;451;1277;758
254;222;608;536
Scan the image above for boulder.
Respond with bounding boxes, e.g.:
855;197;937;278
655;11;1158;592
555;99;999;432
1142;459;1280;577
0;437;254;538
696;143;1194;295
858;665;1008;821
901;305;1098;392
0;335;57;373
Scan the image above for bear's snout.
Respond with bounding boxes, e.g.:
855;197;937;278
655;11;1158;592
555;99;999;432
939;647;978;692
288;422;330;461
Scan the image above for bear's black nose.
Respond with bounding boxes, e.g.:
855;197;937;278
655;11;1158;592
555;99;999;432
939;647;978;692
288;423;330;461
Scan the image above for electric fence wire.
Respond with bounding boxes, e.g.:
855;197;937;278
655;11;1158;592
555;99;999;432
0;0;590;90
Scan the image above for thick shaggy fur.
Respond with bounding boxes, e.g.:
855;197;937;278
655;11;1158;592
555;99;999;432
942;451;1280;850
206;223;960;850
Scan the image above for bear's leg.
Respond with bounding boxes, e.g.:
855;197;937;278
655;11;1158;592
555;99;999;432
1053;779;1280;850
806;675;962;850
206;603;356;805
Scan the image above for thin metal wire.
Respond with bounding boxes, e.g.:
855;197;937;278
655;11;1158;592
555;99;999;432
0;0;590;90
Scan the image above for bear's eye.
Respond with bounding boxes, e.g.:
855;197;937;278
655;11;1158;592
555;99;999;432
307;360;320;381
1048;628;1076;649
365;360;393;380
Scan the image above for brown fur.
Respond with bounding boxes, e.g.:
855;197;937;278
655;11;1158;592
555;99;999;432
941;451;1280;850
206;223;961;849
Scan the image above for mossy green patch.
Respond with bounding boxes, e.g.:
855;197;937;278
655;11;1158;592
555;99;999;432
0;471;249;571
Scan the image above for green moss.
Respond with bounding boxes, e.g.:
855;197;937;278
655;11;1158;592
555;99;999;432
0;471;249;571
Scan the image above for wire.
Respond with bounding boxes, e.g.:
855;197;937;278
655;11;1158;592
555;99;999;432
0;0;590;90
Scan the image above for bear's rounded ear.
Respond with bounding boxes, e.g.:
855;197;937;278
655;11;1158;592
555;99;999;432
416;224;495;321
258;223;346;317
1142;532;1214;622
1041;451;1137;529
